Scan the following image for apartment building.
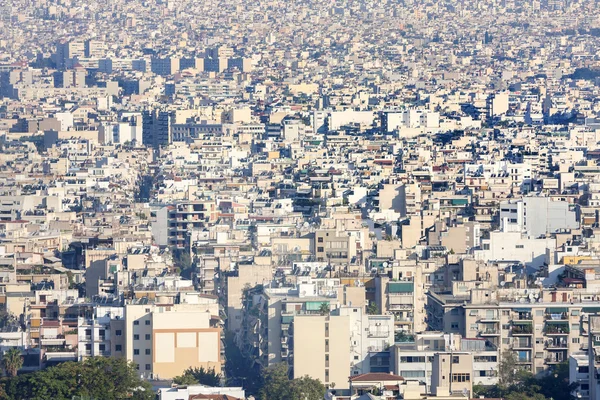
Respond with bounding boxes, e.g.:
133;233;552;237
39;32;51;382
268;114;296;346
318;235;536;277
153;200;218;248
76;305;124;361
336;306;395;376
429;286;600;375
392;332;498;393
315;229;353;265
292;314;350;389
124;299;222;379
237;278;357;370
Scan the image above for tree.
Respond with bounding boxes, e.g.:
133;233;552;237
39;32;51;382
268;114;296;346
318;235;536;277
366;301;379;315
537;362;578;400
172;373;198;386
173;367;220;387
318;302;330;316
2;349;22;377
260;363;325;400
2;357;153;400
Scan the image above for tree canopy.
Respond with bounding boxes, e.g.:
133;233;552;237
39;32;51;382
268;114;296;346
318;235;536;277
173;366;221;387
474;352;577;400
259;363;325;400
1;349;23;378
1;357;153;400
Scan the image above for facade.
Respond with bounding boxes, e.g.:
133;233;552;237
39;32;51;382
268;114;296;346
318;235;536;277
125;302;222;379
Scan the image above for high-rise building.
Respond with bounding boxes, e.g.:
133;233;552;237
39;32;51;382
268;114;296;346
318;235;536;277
142;110;173;148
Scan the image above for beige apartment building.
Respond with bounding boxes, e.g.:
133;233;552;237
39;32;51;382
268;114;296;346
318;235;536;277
431;352;473;397
125;300;222;379
293;314;350;389
429;286;600;375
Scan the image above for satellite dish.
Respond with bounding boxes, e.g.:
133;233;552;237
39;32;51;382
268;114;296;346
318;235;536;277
383;262;389;268
519;298;526;303
499;281;506;287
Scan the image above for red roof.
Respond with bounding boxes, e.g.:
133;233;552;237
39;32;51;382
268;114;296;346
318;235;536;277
349;373;404;382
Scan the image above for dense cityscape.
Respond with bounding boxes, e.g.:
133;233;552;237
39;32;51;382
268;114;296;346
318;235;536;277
0;0;600;399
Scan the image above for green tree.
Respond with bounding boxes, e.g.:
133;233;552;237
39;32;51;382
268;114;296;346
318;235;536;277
318;302;330;316
173;367;220;387
366;301;379;315
2;357;153;400
172;248;193;278
2;349;22;377
260;363;325;400
538;362;578;400
172;373;198;386
291;375;326;400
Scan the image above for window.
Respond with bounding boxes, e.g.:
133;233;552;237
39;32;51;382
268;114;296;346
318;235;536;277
452;356;460;364
99;344;105;352
515;245;524;249
145;320;151;325
145;334;151;340
483;244;490;250
573;338;580;344
133;321;139;326
145;308;151;313
317;247;324;252
451;323;459;329
502;310;510;316
145;364;151;371
400;370;426;378
145;349;151;355
452;373;470;382
536;310;544;316
400;356;425;363
116;345;122;352
318;237;324;243
134;334;139;340
115;330;122;336
134;349;139;355
572;324;580;331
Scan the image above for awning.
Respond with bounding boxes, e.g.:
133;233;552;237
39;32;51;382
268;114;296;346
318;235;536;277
546;307;568;313
546;320;569;324
514;308;531;312
583;307;600;313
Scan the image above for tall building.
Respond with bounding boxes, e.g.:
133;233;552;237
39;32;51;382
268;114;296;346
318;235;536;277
142;110;173;149
55;41;85;68
292;314;350;389
150;57;180;76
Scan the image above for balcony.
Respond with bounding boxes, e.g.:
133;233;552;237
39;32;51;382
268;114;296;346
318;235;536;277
480;328;500;336
545;313;568;321
545;355;565;364
545;339;568;349
545;322;569;335
516;313;533;321
512;339;531;349
479;314;500;322
512;323;533;335
368;329;390;338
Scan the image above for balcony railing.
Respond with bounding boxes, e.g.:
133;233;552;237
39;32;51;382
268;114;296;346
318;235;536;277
512;325;533;334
